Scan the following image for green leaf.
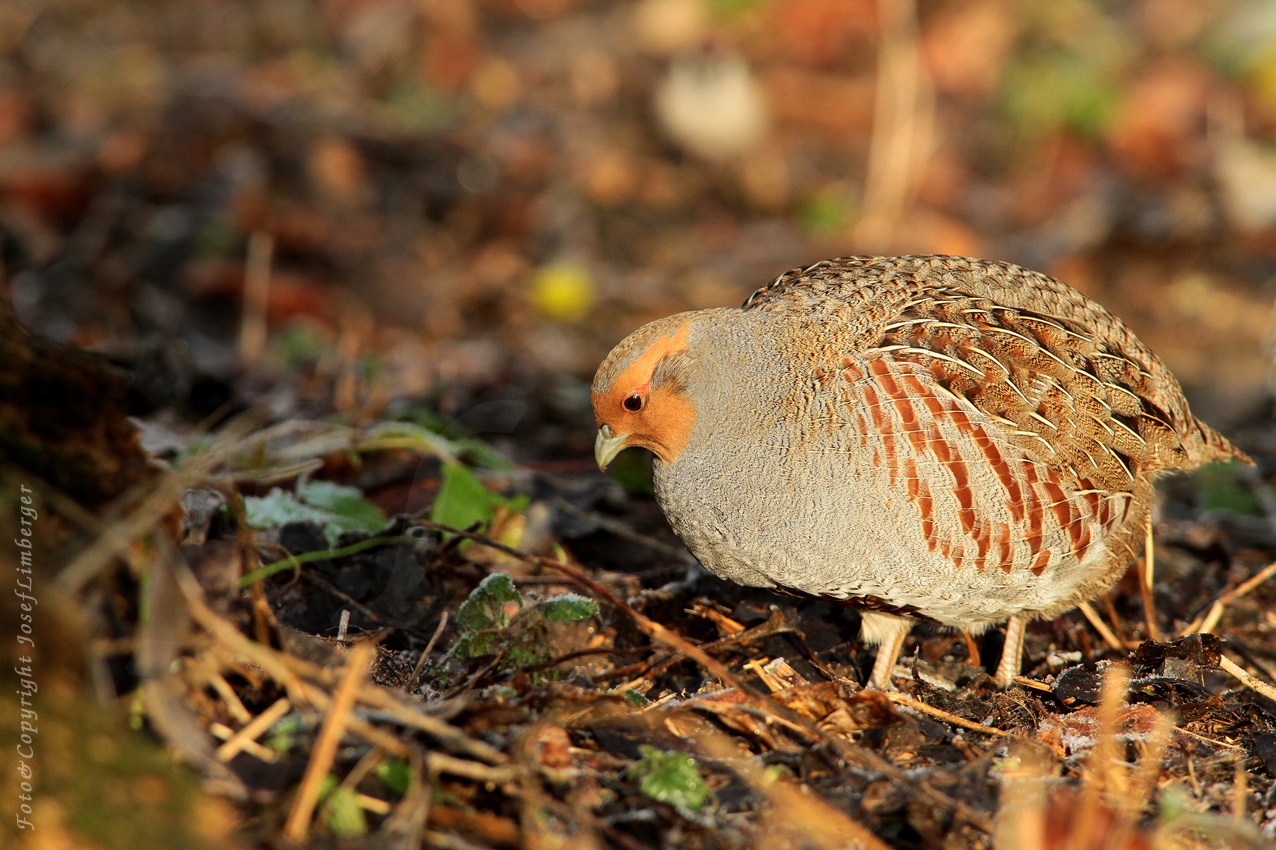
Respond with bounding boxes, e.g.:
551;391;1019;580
376;760;413;797
540;593;599;623
321;785;367;838
297;480;386;531
456;573;522;634
381;406;515;469
243;481;387;546
632;745;711;817
361;420;462;463
455;630;500;659
430;462;505;537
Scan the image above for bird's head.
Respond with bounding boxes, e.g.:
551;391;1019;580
591;315;700;470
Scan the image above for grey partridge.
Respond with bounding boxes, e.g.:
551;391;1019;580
592;255;1250;688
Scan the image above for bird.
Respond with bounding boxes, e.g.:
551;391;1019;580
591;255;1250;688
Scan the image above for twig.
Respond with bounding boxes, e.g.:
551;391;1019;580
525;645;649;676
1103;594;1131;648
206;671;254;725
178;568;413;759
888;692;1013;738
1122;706;1174;822
1221;635;1276;684
209;723;278;762
339;748;385;796
1182;559;1276;636
1071;665;1132;850
407;611;449;693
284;640;377;843
443;651;507;700
425;752;519;784
1218;655;1276;703
297;570;413;632
216;697;293;762
271;650;510;765
356;691;509;765
1078;601;1126;652
379;745;431;847
423;830;497;850
1012;676;1053;693
178;569;315;707
1234;755;1248;823
615;608;792;690
1174;726;1243;751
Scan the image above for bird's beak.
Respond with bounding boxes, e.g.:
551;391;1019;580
594;424;629;471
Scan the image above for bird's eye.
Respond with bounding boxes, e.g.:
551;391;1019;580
623;394;643;412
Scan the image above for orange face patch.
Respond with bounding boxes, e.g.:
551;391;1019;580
592;322;697;465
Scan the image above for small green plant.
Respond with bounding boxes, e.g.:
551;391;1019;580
376;759;413;798
620;689;651;707
318;775;366;838
447;573;599;675
631;745;713;820
454;573;524;658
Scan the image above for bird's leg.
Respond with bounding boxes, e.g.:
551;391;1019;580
994;613;1027;687
860;611;912;689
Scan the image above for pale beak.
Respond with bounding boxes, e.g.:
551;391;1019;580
594;424;629;471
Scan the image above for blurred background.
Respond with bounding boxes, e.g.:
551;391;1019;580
2;0;1275;444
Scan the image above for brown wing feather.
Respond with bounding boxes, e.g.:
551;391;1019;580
745;255;1249;481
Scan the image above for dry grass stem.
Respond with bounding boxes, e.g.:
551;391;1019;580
1141;518;1162;640
888;691;1014;738
425;752;520;784
56;473;193;593
1077;600;1127;652
238;230;273;367
206;671;254;725
1123;710;1174;822
1183;559;1276;636
209;723;278;762
215;698;293;762
1069;664;1134;850
283;639;377;842
1234;755;1249;823
407;610;450;692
